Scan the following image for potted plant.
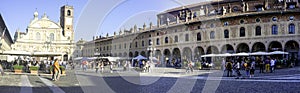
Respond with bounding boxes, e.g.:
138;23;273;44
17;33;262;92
195;62;202;70
60;66;66;75
29;66;39;74
13;65;24;74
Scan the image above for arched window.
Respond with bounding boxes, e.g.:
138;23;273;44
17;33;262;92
165;37;169;44
210;31;215;39
142;41;144;47
50;33;54;41
36;32;40;40
197;32;201;41
255;26;261;36
148;39;152;45
174;36;178;43
135;42;138;47
240;27;245;37
272;25;278;35
156;38;160;45
289;24;295;34
185;34;189;41
224;29;229;38
67;10;71;16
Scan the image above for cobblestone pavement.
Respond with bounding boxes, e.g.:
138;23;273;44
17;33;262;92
0;66;300;93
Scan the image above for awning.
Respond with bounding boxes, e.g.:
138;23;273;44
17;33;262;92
2;50;32;55
32;52;64;56
270;51;289;55
249;52;271;56
232;52;250;56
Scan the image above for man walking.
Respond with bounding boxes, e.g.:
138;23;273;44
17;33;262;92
270;58;276;73
52;58;61;81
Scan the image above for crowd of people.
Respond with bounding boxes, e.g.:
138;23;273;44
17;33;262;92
222;56;296;79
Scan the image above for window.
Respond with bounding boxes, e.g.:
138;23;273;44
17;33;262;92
165;37;169;44
36;32;40;40
149;39;152;45
149;34;151;37
289;24;295;34
185;34;189;41
240;20;245;24
240;27;246;37
255;26;261;36
197;32;201;41
135;42;138;47
50;33;54;41
114;45;116;50
130;43;132;48
233;6;238;12
272;25;278;35
289;16;294;21
156;38;160;45
224;30;229;38
157;32;159;36
256;18;261;23
124;43;126;49
272;17;278;21
67;10;71;16
210;31;215;39
103;47;105;50
175;36;178;43
142;41;145;47
224;22;229;26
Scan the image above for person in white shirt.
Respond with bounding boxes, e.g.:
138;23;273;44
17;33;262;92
270;58;276;73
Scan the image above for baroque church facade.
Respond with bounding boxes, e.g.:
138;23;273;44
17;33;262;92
12;5;75;61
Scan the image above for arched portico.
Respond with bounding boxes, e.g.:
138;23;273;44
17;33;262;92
236;43;250;53
252;42;266;52
221;44;234;53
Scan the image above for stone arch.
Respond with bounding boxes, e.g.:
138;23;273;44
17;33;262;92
252;42;266;52
172;48;181;60
194;46;204;61
221;44;234;53
183;47;192;61
236;43;250;53
163;49;171;66
155;50;162;62
285;40;299;59
207;46;219;54
129;52;133;57
140;51;146;57
268;41;282;52
134;51;139;57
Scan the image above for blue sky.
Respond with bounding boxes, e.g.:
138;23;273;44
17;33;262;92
0;0;206;41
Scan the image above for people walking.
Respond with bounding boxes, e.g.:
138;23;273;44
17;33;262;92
250;60;255;78
235;62;242;79
95;62;100;73
270;58;276;73
186;61;194;72
226;60;233;77
258;57;264;73
265;57;271;73
52;58;61;81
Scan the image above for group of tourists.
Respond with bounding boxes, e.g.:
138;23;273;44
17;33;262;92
223;56;283;79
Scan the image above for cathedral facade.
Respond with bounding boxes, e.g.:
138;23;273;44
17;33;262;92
12;5;75;61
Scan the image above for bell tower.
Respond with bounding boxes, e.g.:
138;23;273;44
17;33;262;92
60;5;74;41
